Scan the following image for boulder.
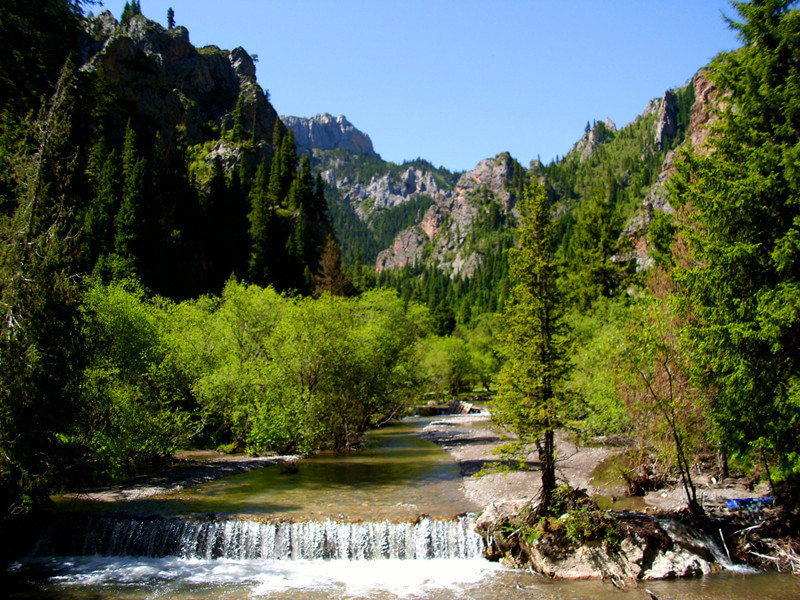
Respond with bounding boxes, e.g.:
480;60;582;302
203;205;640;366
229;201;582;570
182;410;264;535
476;504;722;580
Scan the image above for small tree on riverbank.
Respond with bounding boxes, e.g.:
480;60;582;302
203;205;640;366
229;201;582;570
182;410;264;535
492;177;573;511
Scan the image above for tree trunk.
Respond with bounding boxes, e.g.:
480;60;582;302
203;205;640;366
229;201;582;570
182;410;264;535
538;428;556;510
717;443;728;479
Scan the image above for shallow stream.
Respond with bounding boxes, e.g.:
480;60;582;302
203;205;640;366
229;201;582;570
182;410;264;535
6;417;800;599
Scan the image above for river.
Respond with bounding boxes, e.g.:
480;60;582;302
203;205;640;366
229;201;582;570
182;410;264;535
5;417;799;599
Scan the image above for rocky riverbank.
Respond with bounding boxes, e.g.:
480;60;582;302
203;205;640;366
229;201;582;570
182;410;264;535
420;413;794;580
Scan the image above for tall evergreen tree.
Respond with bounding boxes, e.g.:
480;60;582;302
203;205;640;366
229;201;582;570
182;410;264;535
279;130;298;200
492;177;572;510
85;137;120;260
0;65;85;512
248;157;272;284
232;95;246;143
673;0;800;483
167;7;175;29
314;234;353;296
288;155;314;210
114;122;146;274
567;185;628;308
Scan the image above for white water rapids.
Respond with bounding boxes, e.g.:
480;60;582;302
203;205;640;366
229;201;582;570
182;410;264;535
33;514;485;561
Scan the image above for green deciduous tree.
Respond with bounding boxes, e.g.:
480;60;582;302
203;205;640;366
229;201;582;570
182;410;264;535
673;0;800;484
79;280;192;476
492;177;573;510
617;281;707;514
419;335;474;397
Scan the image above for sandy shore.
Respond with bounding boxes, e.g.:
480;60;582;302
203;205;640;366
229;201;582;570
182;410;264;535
420;413;771;513
420;414;618;509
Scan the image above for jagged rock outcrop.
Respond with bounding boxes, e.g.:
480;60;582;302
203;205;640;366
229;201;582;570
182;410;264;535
476;503;723;580
375;228;428;272
78;11;279;156
282;113;379;158
376;153;517;276
655;90;679;150
572;118;617;163
621;72;719;269
337;166;451;215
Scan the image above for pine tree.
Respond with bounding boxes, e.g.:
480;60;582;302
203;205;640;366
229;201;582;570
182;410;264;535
85;137;120;260
167;7;175;29
492;177;572;510
432;300;456;336
233;95;246;143
314;234;352;296
248;157;272;284
121;0;141;25
673;0;800;482
568;184;627;308
114;122;146;274
0;65;85;512
287;155;314;210
279;129;298;199
312;172;329;219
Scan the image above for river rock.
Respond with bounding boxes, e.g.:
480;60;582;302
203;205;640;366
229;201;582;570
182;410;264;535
476;505;720;580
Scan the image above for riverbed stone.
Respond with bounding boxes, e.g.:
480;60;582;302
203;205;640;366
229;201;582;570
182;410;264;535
476;505;724;581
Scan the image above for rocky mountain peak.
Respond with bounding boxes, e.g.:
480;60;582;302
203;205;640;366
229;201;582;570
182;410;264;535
375;153;518;277
571;118;617;163
654;89;679;150
77;9;280;166
282;113;379;158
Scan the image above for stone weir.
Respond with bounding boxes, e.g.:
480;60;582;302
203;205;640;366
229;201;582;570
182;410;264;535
29;513;484;562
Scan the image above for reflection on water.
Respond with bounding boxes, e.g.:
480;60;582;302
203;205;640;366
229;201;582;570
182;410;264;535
13;417;800;600
57;418;480;521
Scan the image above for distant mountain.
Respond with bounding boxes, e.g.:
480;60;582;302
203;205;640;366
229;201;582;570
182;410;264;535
291;73;715;313
282;113;379;158
281;114;462;265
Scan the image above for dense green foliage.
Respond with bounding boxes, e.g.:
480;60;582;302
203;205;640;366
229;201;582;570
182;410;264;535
3;0;800;519
492;178;573;508
0;0;348;512
0;64;87;512
167;282;424;454
673;0;800;483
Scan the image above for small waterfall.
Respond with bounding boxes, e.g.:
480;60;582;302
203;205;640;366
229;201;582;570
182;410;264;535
655;517;760;574
33;514;484;561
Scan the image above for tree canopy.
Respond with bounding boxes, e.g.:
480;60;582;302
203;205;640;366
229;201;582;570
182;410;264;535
673;0;800;481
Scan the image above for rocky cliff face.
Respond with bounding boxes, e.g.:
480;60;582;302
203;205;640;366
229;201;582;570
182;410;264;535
571;118;618;163
282;113;379;158
376;153;518;277
334;166;453;217
621;72;718;269
79;11;279;166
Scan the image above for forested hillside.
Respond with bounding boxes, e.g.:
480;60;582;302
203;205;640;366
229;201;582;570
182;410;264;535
1;0;799;527
0;1;353;511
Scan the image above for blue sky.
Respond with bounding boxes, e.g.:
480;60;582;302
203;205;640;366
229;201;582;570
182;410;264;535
98;1;741;172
